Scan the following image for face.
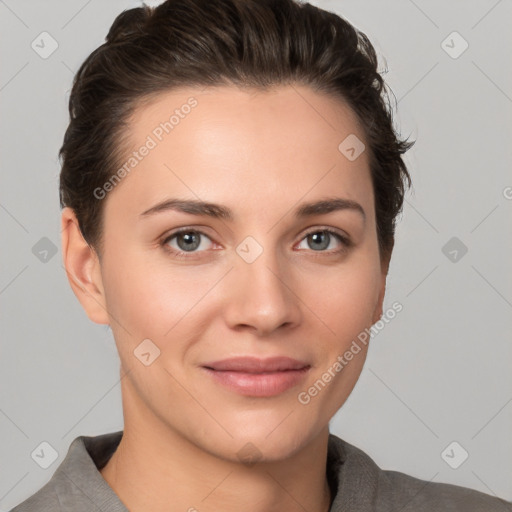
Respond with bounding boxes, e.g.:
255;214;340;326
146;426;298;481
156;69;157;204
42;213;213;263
66;85;388;462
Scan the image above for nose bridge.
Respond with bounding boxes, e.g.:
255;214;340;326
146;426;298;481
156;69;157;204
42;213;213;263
224;233;300;334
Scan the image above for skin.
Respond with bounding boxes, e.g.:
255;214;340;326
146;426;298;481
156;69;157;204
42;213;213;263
61;84;391;512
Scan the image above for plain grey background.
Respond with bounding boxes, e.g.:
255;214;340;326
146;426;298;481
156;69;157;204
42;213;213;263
1;0;511;509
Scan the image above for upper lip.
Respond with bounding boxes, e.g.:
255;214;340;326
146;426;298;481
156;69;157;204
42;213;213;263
202;356;310;373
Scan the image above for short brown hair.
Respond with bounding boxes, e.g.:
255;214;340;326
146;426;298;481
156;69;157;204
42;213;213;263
59;0;414;260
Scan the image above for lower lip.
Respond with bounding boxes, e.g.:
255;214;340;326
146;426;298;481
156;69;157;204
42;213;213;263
202;367;310;397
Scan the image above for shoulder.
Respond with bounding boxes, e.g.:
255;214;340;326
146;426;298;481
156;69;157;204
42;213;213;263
328;434;512;511
9;431;125;512
379;467;512;511
9;483;61;511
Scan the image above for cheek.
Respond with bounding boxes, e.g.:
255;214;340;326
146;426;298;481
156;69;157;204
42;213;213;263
302;255;382;343
100;247;220;340
297;257;381;409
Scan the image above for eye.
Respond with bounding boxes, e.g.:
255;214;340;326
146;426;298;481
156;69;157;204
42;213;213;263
162;228;214;257
160;227;351;259
296;229;351;253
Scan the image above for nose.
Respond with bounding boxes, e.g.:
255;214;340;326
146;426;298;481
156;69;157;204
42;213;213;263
222;244;302;337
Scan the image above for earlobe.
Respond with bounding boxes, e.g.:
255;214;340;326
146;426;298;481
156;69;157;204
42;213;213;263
61;207;110;325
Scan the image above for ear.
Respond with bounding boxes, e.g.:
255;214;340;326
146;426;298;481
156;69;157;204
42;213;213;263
372;241;394;324
61;207;109;325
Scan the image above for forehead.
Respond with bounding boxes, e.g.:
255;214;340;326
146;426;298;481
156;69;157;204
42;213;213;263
106;84;374;222
128;84;366;152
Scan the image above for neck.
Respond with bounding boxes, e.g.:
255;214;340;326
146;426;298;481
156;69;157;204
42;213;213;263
100;380;332;512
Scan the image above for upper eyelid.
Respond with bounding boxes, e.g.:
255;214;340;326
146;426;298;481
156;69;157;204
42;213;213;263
162;227;213;243
297;228;351;247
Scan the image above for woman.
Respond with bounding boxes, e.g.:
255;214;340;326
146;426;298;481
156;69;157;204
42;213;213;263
11;0;511;510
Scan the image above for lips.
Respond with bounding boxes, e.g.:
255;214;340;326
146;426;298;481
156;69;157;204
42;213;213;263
201;356;311;397
202;356;310;373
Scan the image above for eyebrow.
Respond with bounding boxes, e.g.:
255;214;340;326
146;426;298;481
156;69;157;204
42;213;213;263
139;197;366;222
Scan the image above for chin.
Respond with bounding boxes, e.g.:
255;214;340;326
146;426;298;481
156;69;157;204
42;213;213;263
206;419;321;464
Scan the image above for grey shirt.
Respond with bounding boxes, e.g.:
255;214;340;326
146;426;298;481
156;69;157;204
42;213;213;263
10;430;512;511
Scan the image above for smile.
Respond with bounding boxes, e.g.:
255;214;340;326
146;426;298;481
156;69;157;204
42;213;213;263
201;356;311;397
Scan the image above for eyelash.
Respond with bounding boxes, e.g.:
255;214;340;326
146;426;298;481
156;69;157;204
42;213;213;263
160;227;352;260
